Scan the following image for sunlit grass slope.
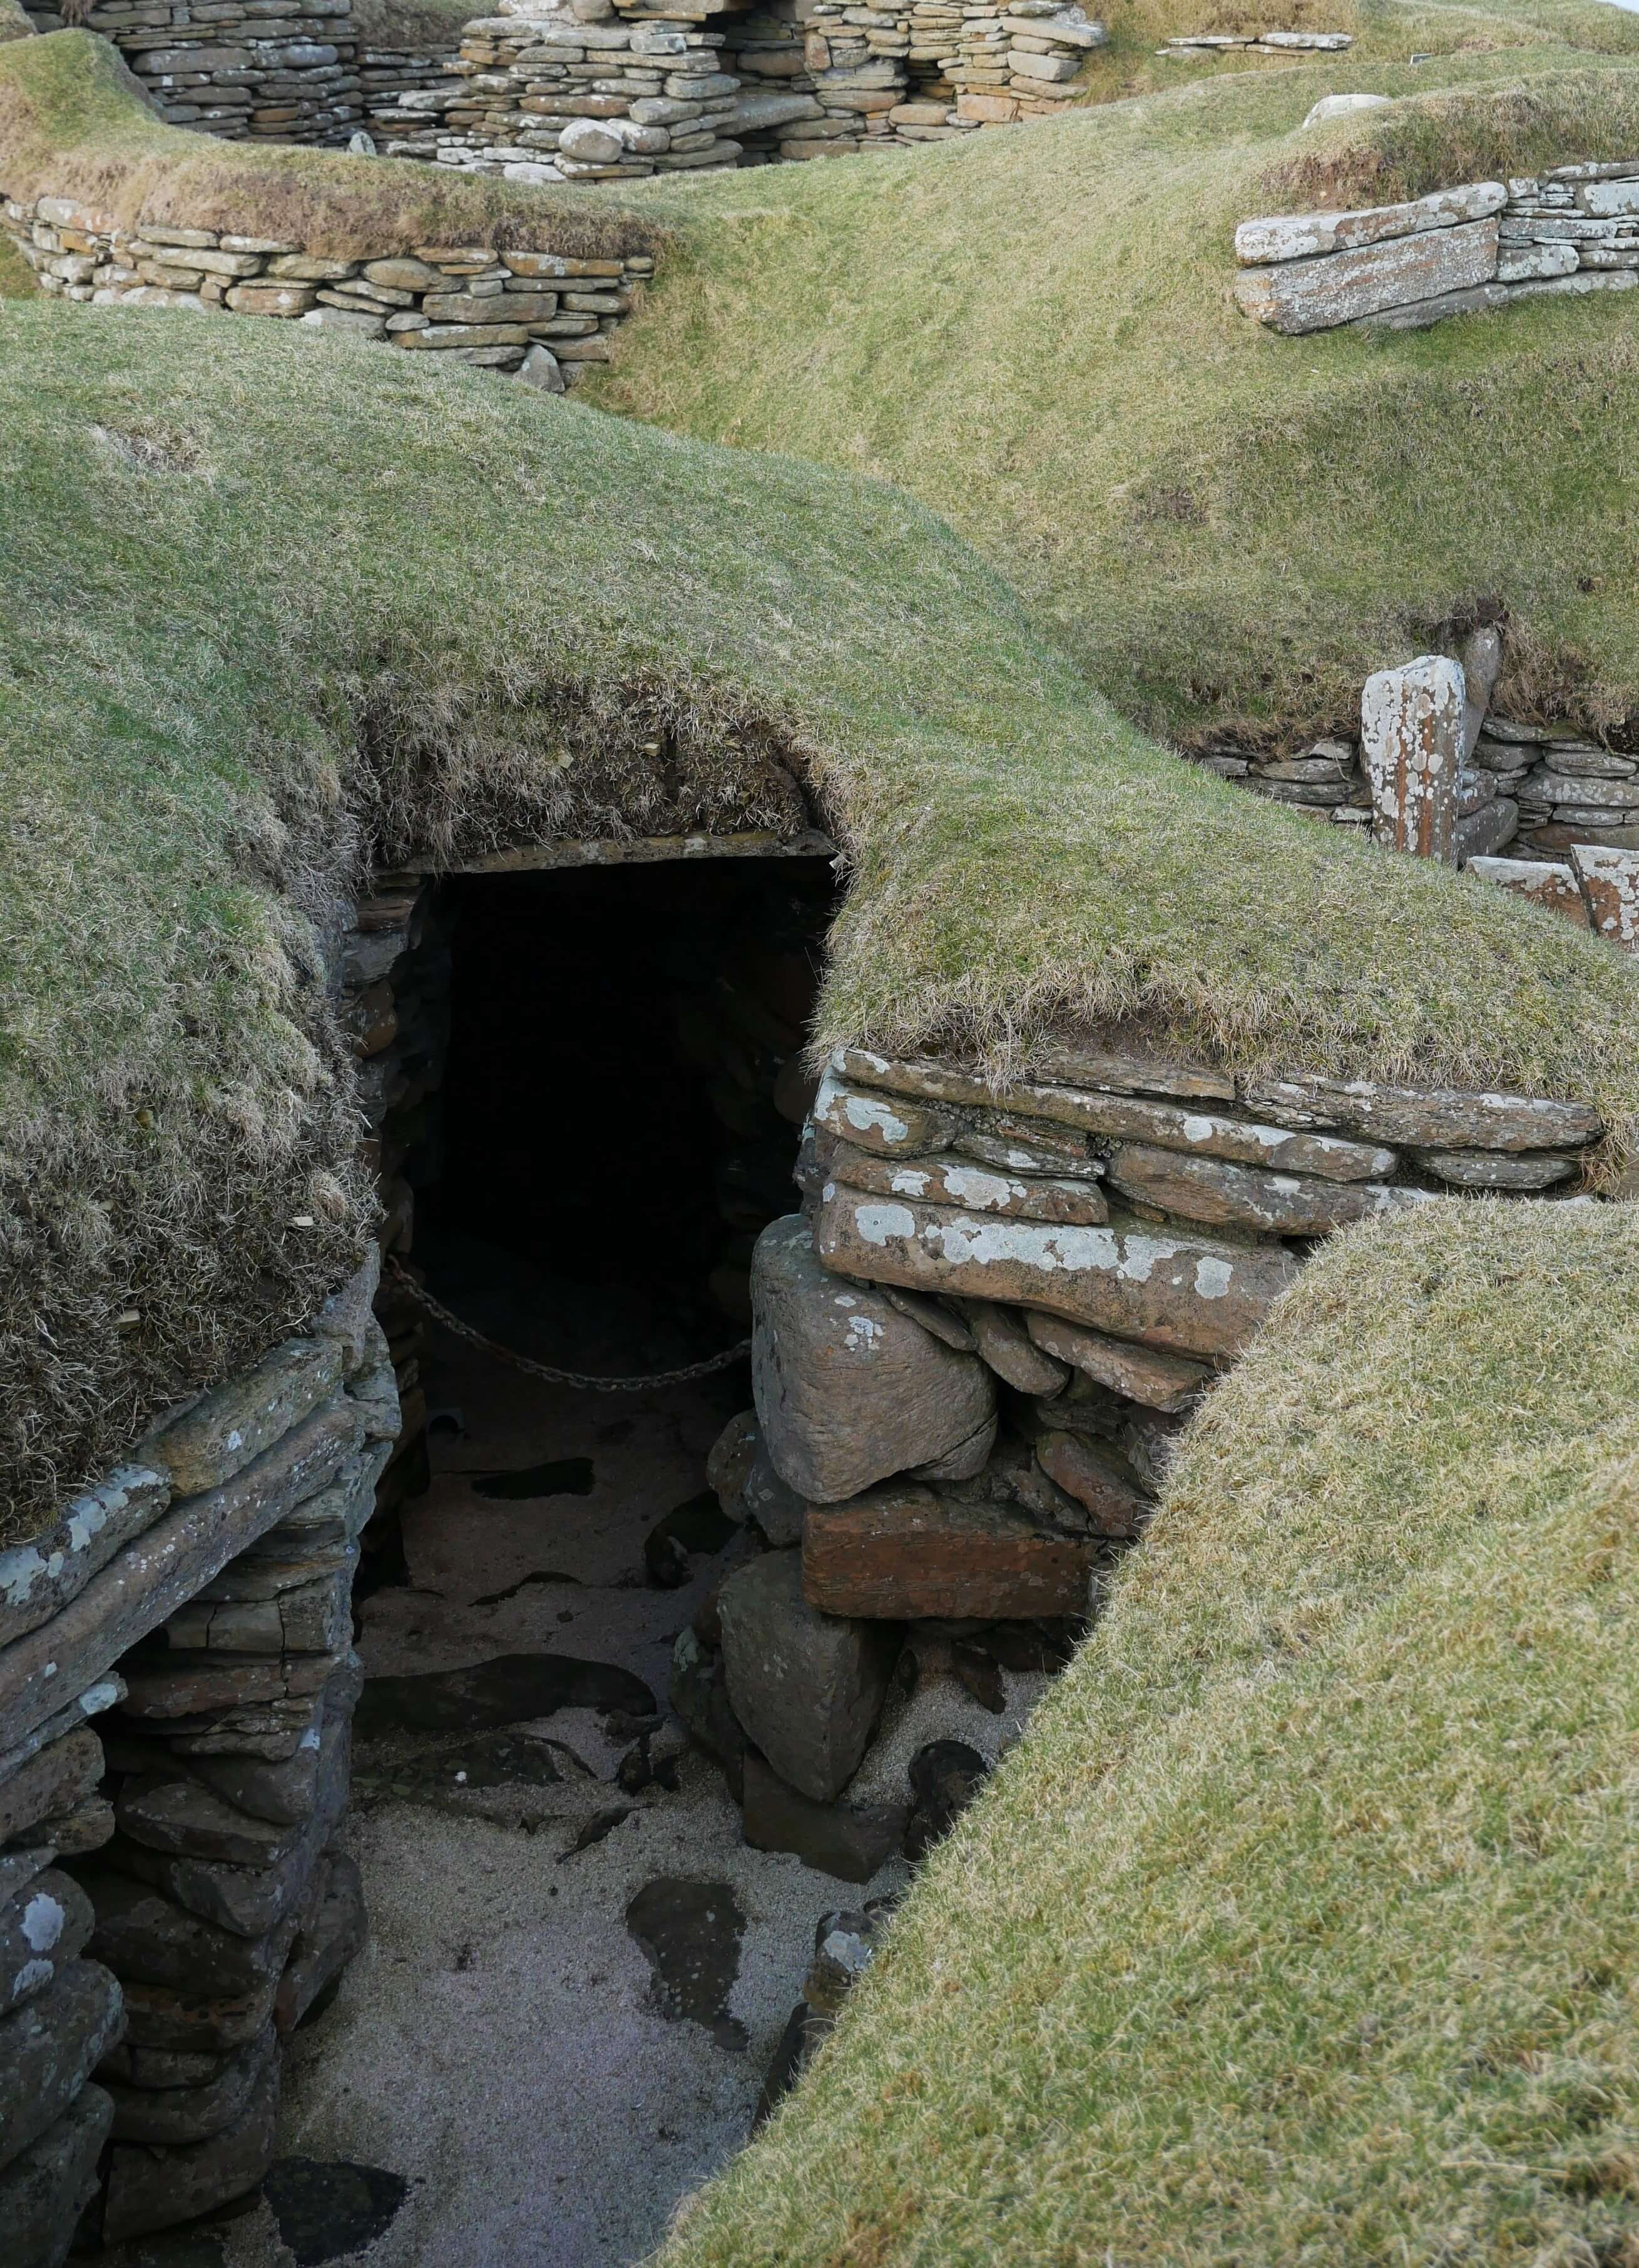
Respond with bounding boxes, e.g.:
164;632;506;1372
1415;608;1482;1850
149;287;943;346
654;1197;1639;2268
599;46;1639;746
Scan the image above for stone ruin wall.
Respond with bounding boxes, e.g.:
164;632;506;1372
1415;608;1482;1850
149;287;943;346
0;1264;397;2257
14;0;1104;163
19;0;362;143
1235;163;1639;334
364;0;1105;183
1190;633;1639;953
1;190;650;382
4;820;1627;2260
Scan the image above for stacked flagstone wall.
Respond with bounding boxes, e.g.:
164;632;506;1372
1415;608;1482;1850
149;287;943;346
364;0;1104;178
0;1263;397;2260
19;0;362;141
674;1039;1613;1877
0;190;648;382
1235;164;1639;334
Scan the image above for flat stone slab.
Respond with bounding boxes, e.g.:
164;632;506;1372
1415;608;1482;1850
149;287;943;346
0;1468;170;1649
147;1336;344;1498
625;1877;747;2052
0;2078;112;2268
102;2048;279;2244
1104;1144;1429;1235
0;1398;359;1754
0;1726;105;1849
1023;1314;1212;1411
1235;181;1505;265
1235;218;1500;333
802;1484;1096;1619
353;1652;654;1741
1239;1076;1602;1152
0;1959;125;2177
0;1868;94;2020
815;1184;1300;1362
740;1754;907;1884
825;1140;1108;1226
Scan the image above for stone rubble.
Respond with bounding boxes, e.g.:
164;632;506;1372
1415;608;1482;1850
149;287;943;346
1235;162;1639;335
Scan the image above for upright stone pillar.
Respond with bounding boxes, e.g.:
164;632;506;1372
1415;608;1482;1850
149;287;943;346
1361;655;1465;862
1570;845;1639;949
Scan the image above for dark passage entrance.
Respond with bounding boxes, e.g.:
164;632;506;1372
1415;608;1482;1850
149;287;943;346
413;855;837;1373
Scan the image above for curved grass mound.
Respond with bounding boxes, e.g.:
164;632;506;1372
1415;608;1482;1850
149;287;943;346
3;303;1636;1533
598;48;1639;746
653;1198;1639;2268
0;29;659;260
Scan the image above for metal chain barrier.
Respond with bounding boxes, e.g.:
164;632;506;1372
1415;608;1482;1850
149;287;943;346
384;1255;752;1392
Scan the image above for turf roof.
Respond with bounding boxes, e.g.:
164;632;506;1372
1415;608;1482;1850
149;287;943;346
596;32;1639;750
651;1197;1639;2267
1;290;1636;1540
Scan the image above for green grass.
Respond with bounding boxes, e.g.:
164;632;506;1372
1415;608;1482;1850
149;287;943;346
1071;0;1639;108
2;298;1636;1543
653;1196;1639;2268
597;40;1639;747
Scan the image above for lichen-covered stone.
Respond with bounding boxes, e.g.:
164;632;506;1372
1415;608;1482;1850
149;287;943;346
815;1184;1300;1362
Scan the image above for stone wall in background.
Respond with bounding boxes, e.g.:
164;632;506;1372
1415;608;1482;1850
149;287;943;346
21;0;362;140
1235;163;1639;334
1188;628;1639;950
0;190;649;383
364;0;1105;180
677;1037;1615;1881
0;1264;397;2264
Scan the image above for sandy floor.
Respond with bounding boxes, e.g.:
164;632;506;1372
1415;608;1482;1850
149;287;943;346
107;1248;1043;2268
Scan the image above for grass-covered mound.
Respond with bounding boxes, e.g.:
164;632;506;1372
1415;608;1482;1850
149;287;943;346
0;29;659;260
4;306;1637;1535
1071;0;1639;108
599;45;1639;747
654;1197;1639;2268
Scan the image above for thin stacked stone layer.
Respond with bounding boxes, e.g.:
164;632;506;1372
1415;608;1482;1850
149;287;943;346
674;1035;1610;1878
0;192;649;384
0;1269;398;2262
365;0;1103;176
1235;163;1639;335
20;0;360;141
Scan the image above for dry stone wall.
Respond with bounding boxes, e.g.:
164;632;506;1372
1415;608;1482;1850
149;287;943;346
1192;629;1639;950
677;1035;1613;1879
365;0;1104;178
0;1263;398;2262
1235;163;1639;335
20;0;362;141
1;191;649;382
